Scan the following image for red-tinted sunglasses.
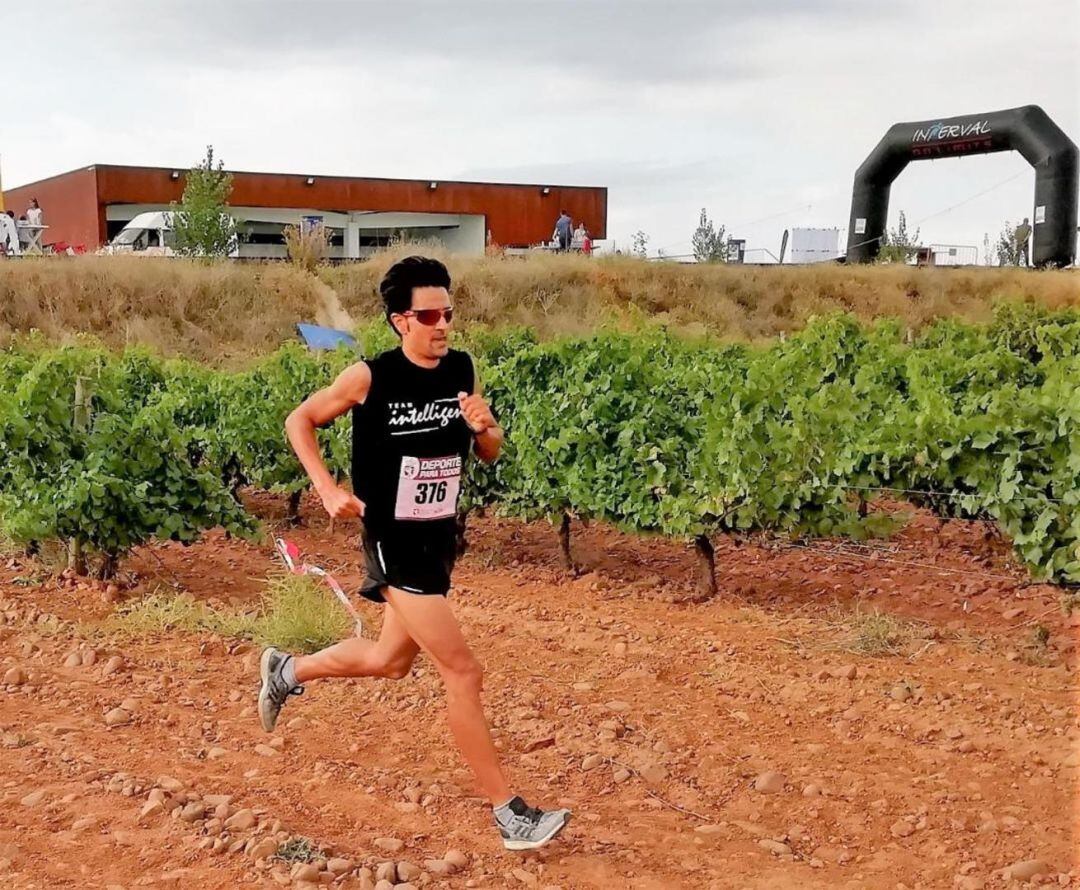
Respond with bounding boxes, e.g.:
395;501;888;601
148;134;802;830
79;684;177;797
402;307;454;326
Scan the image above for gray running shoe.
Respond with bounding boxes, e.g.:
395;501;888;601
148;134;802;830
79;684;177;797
494;796;572;851
258;647;303;732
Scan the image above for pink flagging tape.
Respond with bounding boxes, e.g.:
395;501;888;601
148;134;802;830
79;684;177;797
274;538;363;638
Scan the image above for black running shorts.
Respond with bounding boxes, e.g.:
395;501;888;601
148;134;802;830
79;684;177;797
359;528;456;602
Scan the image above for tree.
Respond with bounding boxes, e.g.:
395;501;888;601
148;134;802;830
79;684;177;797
994;220;1025;266
631;230;649;258
877;211;920;264
691;208;727;263
171;146;238;258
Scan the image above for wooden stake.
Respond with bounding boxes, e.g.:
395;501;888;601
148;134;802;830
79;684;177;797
558;512;577;574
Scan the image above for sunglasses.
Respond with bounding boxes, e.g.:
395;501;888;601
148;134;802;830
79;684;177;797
402;307;454;326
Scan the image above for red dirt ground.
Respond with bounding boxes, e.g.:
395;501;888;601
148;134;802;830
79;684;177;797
0;492;1077;890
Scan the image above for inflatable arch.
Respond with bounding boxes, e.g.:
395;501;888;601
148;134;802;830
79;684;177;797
846;105;1077;267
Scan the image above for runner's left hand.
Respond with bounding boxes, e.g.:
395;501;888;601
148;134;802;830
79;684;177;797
458;391;496;434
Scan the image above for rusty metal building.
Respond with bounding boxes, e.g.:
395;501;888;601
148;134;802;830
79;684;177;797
2;164;608;256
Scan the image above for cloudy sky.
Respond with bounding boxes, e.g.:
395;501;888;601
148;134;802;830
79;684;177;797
4;1;1077;260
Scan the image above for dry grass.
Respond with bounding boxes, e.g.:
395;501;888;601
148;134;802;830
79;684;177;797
327;245;1080;344
0;257;344;365
758;604;942;658
274;837;324;865
283;223;332;274
107;573;351;653
784;604;940;657
250;573;353;653
833;608;924;656
1;250;1077;361
1015;623;1056;667
106;590;228;637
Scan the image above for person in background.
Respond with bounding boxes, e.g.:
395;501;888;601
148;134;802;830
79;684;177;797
1013;218;1031;267
26;198;43;228
1;211;21;257
572;221;586;249
572;221;594;255
554;210;572;252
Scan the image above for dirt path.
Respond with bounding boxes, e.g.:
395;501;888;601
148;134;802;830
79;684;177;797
0;496;1077;889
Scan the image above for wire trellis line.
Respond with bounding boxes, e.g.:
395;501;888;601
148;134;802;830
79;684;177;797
831;483;1073;507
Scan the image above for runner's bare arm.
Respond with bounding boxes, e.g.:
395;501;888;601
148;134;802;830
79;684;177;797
458;373;503;464
285;361;371;519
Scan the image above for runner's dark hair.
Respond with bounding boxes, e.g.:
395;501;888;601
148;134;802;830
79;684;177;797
380;256;451;335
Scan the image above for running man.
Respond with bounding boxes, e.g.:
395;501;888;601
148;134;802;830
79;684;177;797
258;256;571;851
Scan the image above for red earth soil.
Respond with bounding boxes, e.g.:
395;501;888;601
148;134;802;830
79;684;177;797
0;491;1077;889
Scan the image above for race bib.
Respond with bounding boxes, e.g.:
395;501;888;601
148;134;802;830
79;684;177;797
394;455;462;521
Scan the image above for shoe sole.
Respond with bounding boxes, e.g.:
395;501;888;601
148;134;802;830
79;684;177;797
257;647;278;733
502;812;572;851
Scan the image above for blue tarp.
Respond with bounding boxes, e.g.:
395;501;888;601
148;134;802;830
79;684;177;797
296;324;358;352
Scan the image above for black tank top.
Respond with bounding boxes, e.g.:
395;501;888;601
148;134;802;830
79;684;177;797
351;346;475;538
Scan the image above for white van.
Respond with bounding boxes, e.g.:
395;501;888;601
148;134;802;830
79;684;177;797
101;211;238;257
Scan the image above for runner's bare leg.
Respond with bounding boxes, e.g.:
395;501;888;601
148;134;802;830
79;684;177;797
382;587;512;805
292;606;419;682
